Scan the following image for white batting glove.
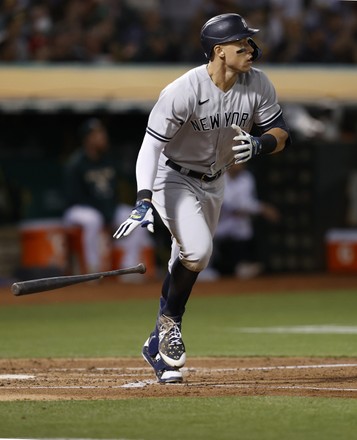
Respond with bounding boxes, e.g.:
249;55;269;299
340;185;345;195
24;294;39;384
231;124;263;164
113;200;154;239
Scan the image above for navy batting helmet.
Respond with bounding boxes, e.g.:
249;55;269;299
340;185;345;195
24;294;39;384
200;13;262;61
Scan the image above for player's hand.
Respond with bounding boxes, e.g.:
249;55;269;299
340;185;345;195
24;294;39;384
231;124;262;164
113;200;154;238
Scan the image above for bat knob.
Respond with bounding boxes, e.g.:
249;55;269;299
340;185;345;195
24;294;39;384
138;263;146;274
11;283;21;296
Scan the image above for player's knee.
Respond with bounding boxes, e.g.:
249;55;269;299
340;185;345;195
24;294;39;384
64;206;104;230
180;243;212;272
81;211;104;230
182;259;208;272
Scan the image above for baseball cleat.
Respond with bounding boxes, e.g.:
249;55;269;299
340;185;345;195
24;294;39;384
158;314;186;368
142;337;183;384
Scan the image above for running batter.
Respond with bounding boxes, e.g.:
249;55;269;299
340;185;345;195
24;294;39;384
114;13;291;383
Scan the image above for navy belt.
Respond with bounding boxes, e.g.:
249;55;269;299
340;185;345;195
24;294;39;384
166;159;223;182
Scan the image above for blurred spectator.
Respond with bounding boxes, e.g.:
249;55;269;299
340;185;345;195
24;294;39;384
0;0;356;64
62;118;154;274
0;8;28;61
159;0;204;34
203;164;280;279
135;10;178;63
347;171;357;227
0;166;22;224
27;3;52;61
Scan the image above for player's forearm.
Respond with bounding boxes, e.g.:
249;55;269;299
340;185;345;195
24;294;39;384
264;127;289;153
135;133;165;200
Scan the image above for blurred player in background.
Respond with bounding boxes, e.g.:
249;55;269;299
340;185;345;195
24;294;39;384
209;163;281;279
114;13;290;383
63;118;153;275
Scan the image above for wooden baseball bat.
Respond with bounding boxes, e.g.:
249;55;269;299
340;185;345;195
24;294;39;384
11;263;146;296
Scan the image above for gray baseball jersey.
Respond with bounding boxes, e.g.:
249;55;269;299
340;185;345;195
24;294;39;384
145;64;282;175
135;63;283;272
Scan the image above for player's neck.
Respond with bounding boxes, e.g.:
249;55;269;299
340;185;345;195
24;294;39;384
206;63;238;92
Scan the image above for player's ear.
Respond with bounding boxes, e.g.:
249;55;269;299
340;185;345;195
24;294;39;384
213;45;225;59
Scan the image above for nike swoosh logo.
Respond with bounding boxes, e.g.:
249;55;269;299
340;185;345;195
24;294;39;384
198;99;209;105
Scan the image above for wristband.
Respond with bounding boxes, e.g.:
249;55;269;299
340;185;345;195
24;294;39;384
258;134;277;154
137;189;153;201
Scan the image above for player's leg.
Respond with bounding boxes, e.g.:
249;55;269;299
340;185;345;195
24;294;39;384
142;257;184;383
144;237;179;356
152;177;224;368
63;205;104;272
142;193;204;377
159;177;224;315
142;160;224;381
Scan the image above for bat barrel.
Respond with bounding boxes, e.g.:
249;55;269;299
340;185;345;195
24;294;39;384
11;273;103;296
11;263;146;296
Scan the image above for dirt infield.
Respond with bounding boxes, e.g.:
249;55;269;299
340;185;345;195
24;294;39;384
1;356;357;400
1;273;356;401
2;272;357;306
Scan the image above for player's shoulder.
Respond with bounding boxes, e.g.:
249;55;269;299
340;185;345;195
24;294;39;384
240;67;274;91
243;66;266;80
245;67;272;83
163;64;209;91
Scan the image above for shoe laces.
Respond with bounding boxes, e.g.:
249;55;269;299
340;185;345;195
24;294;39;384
159;315;183;346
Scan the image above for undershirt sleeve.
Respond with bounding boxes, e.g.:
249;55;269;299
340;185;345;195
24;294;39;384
135;132;166;193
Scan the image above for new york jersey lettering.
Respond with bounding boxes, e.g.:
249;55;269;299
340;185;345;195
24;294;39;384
191;111;250;131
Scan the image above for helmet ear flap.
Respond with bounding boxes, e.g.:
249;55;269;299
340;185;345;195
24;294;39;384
248;38;262;61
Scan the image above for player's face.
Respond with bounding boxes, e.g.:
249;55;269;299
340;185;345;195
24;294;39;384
220;39;254;73
86;127;109;155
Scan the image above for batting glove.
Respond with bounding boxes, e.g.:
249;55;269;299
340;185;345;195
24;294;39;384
113;200;154;239
231;124;263;164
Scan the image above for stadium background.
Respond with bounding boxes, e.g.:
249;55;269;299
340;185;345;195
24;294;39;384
0;0;357;280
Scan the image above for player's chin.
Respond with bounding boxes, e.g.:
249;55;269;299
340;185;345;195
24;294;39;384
240;63;252;73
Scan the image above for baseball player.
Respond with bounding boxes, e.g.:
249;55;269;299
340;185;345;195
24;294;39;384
63;118;153;274
114;13;291;383
210;163;281;278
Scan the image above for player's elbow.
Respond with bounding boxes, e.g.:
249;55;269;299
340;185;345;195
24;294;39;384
279;128;290;150
270;127;290;153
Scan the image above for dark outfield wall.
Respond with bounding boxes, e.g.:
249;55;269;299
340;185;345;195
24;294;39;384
0;109;356;273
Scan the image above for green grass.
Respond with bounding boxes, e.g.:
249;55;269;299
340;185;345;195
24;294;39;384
1;397;357;440
0;299;156;358
0;290;356;358
0;288;357;439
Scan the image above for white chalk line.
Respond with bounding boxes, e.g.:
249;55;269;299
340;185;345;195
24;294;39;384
16;367;153;372
219;363;357;371
0;374;36;380
0;383;157;390
197;384;357;392
15;363;357;373
236;325;357;334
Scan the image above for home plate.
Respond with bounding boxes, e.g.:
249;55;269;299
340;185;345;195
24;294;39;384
0;374;36;380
